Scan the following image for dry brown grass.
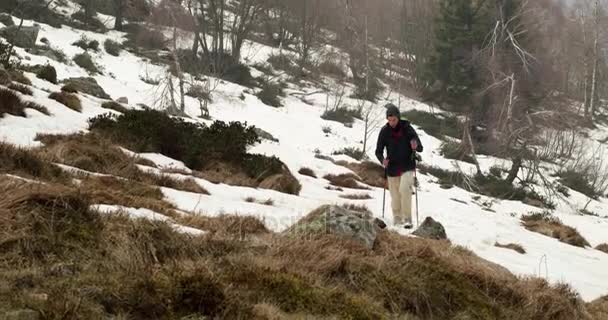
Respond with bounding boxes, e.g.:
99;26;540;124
79;175;180;219
495;242;526;254
7;69;32;85
0;141;68;183
588;295;608;320
596;243;608;254
521;213;590;248
198;161;301;195
323;173;371;190
49;91;82;112
177;214;270;237
7;82;33;95
339;193;372;200
36;133;209;195
0;185;593;319
298;167;317;178
334;160;385;188
0;87;27;117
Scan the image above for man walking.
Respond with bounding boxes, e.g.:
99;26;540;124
375;103;423;229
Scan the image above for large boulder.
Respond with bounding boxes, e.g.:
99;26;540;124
0;13;15;26
61;77;110;99
283;205;383;249
0;25;39;48
412;217;447;240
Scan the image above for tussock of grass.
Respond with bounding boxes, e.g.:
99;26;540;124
36;133;209;195
521;212;590;248
298;167;317;178
324;173;370;190
495;242;526;254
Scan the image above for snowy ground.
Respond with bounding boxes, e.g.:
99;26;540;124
1;12;608;301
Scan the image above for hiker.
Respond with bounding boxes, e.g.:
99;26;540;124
375;103;423;229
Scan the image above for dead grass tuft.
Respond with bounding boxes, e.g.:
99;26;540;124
495;242;526;254
339;193;372;200
177;214;270;237
596;243;608;254
323;173;371;190
36;133;209;195
334;160;385;188
521;212;590;248
49;91;82;112
0;141;67;182
298;167;317;178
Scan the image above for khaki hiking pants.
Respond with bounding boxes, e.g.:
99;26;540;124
387;171;415;225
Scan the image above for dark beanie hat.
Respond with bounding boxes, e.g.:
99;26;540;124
385;103;400;118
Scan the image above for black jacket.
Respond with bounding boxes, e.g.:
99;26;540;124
375;120;423;177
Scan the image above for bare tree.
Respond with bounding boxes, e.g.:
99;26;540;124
230;0;263;61
359;100;383;155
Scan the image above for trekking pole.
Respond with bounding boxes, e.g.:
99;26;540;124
382;167;387;219
412;150;421;228
414;167;419;228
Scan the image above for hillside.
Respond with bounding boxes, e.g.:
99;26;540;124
1;0;608;319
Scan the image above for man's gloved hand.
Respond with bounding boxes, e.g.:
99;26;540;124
410;139;418;150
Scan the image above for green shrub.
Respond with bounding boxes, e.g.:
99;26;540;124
70;11;107;32
318;60;345;78
88;40;100;51
101;101;128;113
352;75;383;102
88;108;261;170
558;169;600;199
418;164;555;209
440;140;476;164
402;110;461;140
104;39;122;56
124;24;166;50
174;49;254;87
332;147;366;161
35;64;58;84
73;53;100;74
256;79;285;107
72;36;90;50
321;107;362;126
267;53;305;79
186;85;211;101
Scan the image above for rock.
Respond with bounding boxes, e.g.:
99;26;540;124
4;309;40;320
117;96;128;104
283;205;380;249
61;77;110;99
0;25;40;48
254;127;279;143
412;217;447;240
0;13;15;26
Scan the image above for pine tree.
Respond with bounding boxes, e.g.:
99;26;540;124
425;0;491;107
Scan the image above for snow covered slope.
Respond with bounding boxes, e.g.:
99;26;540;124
1;12;608;302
